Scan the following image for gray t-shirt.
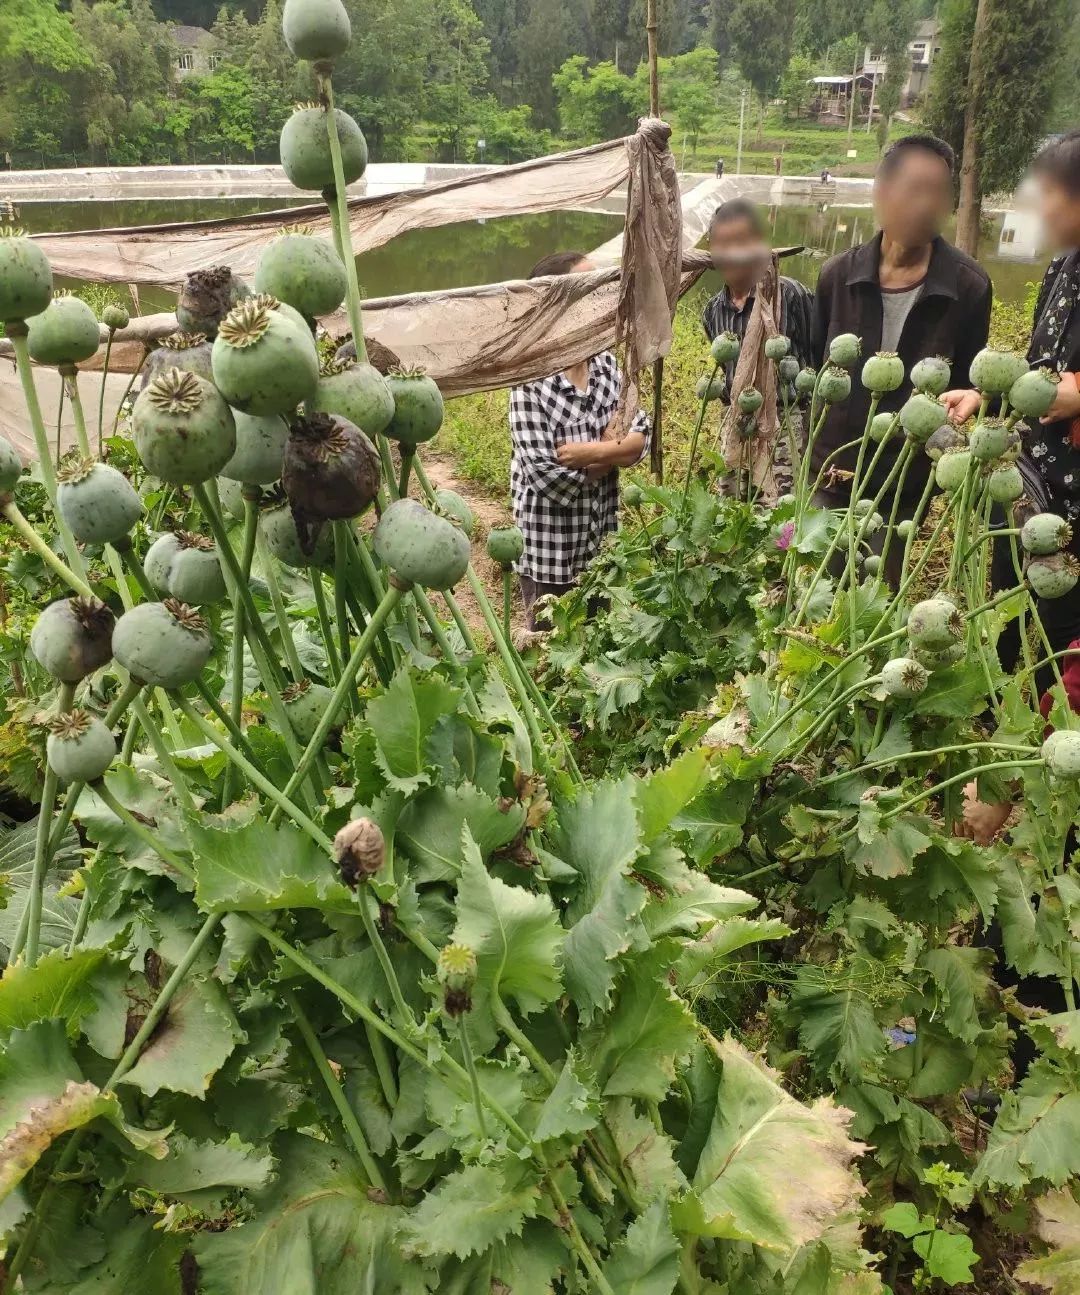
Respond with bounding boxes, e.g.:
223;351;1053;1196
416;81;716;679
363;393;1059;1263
880;282;924;352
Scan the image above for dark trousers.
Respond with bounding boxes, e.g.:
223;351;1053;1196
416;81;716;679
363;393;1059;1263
517;574;574;631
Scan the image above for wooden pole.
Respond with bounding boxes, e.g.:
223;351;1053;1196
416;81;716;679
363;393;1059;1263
956;0;991;256
646;0;665;479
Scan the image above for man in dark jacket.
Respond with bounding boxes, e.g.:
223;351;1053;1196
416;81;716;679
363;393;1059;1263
810;134;993;556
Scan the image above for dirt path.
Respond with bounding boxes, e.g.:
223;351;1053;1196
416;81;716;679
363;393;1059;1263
419;450;527;638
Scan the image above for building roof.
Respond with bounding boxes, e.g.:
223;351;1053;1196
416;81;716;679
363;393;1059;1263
812;76;854;85
914;17;940;37
171;24;214;47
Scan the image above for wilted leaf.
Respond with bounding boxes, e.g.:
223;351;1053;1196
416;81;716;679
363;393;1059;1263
1016;1188;1080;1292
975;1060;1080;1190
118;977;242;1098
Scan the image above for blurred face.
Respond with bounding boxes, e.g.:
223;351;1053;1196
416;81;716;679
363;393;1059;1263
874;149;954;247
1036;175;1080;250
708;215;768;292
572;257;595;273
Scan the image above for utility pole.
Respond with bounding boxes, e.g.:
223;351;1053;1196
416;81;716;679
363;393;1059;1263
865;72;877;132
646;0;660;115
736;86;747;175
846;46;859;142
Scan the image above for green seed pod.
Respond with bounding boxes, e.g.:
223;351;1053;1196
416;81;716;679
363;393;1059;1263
282;412;381;555
56;459;143;544
1009;367;1060;420
776;493;796;507
211;301;319;416
438;942;478;1017
27;293;100;367
862;554;881;576
175;266;250;340
30;596;115;683
934;448;971;494
217;476;247;522
334;817;384;888
924;424;964;462
313;359;395;438
282;679;337;743
282;0;351;61
132;369;237;484
220;411;289;485
434;488;475;537
881;656;929;697
817;364;851;404
0;227;52;324
987;464;1025;503
910;355;952;396
1027;553;1080;599
778;355;800;383
764;335;791;360
794;367;818;398
112;599;212;689
255;229;347;319
141;331;214;391
865;512;884;535
101;303;129;332
900;392;948;442
1022;512;1072;556
861;351;905;394
46;710;116;785
969;348;1028;396
737;387;764;415
710;331;740;365
1043;729;1080;778
911;639;965;670
260;500;334;569
166;533;227;606
907;596;963;649
385;369;444;446
0;434;24;494
828;333;861;368
487;524;525;567
373;497;471;591
696;373;725;402
247;291;311;339
279;104;368;192
896;519;915;540
968;418;1010;462
868;411;896;443
144;531;183;594
853;499;876;519
622;483;644;508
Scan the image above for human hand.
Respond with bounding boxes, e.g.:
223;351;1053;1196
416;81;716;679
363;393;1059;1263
1041;371;1080;424
941;389;981;426
556;441;597;468
953;780;1012;846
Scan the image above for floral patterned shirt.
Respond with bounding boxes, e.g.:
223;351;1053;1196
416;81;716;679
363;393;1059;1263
1026;251;1080;520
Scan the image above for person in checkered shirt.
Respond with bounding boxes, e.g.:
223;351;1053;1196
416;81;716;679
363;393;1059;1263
509;252;652;629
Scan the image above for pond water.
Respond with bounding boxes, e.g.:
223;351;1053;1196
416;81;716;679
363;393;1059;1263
14;197;1047;312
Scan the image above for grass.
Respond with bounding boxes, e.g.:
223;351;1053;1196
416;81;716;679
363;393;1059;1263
436;288;1038;500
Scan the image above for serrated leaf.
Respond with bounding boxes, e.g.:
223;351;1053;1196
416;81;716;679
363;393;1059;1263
672;1035;865;1254
436;1219;566;1295
581;656;647;727
677;917;791;997
58;1208;186;1295
78;767;192;888
918;946;994;1045
395;783;525;883
975;1060;1080;1190
912;663;992;718
451;827;563;1022
0;947;117;1035
195;1133;418;1294
118;977;242;1097
397;1161;542;1260
0;1021;164;1203
641;868;756;941
789;972;888;1084
125;1132;275;1198
367;667;461;793
607;1096;684;1201
850;805;930;880
586;946;697;1103
1016;1189;1080;1293
671;779;754;866
533;1048;600;1143
189;815;356;914
548;779;646;1021
634;751;712;842
603;1197;680;1295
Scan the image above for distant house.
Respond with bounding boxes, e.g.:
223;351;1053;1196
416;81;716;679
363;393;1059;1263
862;18;941;108
171;25;220;78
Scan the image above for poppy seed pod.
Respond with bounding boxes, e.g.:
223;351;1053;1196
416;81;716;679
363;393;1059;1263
282;411;381;556
335;817;385;887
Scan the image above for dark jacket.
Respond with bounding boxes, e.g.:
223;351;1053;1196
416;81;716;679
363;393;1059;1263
1026;251;1080;522
811;232;993;499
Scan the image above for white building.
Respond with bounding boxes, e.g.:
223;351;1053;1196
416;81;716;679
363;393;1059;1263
862;18;941;108
171;25;220;79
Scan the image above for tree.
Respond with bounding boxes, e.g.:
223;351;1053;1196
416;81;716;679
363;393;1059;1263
865;0;914;148
780;52;816;120
514;0;583;128
729;0;797;141
553;56;643;141
424;0;491;161
659;46;718;153
925;0;1068;254
0;0;94;163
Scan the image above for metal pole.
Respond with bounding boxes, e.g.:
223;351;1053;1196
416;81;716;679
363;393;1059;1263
736;87;746;175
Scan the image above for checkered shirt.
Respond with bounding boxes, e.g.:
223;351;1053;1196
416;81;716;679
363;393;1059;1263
509;351;651;584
